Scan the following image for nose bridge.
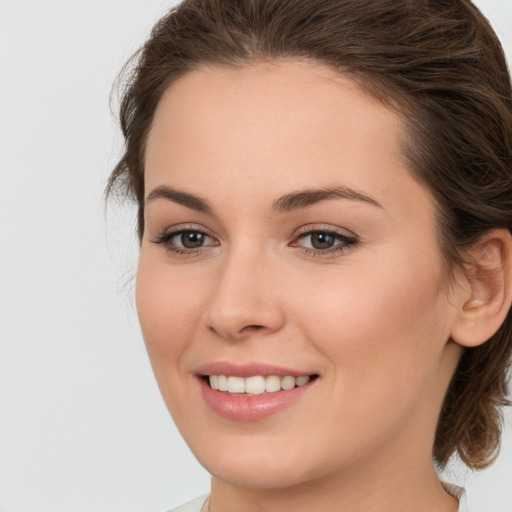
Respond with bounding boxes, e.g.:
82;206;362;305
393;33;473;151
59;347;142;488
204;239;284;340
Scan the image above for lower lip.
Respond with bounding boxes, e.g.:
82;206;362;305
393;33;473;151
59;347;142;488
198;377;316;421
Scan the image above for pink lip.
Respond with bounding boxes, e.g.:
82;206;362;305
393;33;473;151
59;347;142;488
195;362;318;421
195;361;313;378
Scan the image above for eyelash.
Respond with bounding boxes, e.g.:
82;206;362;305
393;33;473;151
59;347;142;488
151;226;218;256
291;226;359;257
150;225;359;258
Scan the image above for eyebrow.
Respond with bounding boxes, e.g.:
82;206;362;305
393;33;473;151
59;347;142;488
146;185;214;214
271;186;383;213
145;184;383;214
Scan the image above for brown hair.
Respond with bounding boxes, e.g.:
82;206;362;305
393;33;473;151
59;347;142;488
108;0;512;470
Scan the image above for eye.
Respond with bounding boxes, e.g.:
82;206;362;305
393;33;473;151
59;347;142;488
291;227;358;257
304;232;338;250
151;227;218;254
174;230;209;249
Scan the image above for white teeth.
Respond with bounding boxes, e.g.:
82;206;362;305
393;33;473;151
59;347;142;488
218;375;228;391
209;375;219;390
227;376;245;393
265;375;281;393
280;376;295;390
208;374;313;395
295;375;310;386
245;375;266;394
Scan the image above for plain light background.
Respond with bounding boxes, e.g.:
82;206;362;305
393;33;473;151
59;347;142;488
0;1;511;511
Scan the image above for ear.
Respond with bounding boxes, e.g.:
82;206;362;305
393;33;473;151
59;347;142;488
450;229;512;348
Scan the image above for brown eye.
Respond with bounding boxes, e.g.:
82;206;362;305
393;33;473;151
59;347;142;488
151;228;217;254
180;231;205;248
310;232;336;250
293;228;359;256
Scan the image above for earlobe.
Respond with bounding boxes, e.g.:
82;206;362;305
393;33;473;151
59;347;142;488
450;229;512;348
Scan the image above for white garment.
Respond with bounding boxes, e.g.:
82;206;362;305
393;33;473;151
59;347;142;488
167;494;208;512
167;485;468;512
442;482;469;512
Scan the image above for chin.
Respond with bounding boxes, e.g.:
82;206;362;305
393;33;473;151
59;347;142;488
206;458;315;490
189;433;331;490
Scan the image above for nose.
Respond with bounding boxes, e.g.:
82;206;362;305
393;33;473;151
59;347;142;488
204;247;285;341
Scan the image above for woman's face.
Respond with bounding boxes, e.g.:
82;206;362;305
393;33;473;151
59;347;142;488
138;60;463;489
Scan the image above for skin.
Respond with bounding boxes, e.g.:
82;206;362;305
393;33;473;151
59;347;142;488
137;59;467;512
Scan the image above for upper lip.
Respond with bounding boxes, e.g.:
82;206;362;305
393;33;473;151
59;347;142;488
195;361;316;378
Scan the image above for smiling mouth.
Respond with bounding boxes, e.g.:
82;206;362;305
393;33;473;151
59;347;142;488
205;374;318;396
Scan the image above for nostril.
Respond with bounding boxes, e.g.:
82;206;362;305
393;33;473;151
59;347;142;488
207;323;264;340
240;324;264;333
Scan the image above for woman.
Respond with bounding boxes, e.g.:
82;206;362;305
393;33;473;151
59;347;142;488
108;0;512;510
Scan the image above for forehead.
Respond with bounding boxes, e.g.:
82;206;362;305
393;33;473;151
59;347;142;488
148;60;401;140
148;61;401;162
147;60;405;152
144;59;428;218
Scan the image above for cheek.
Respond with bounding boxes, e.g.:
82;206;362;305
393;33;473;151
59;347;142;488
280;254;454;463
135;256;204;371
292;253;452;395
